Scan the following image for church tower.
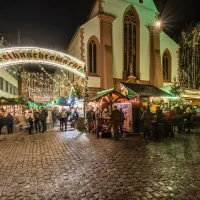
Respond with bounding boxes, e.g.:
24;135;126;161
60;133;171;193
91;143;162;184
67;0;179;96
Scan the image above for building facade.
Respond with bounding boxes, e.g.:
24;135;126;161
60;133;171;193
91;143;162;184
68;0;179;96
0;37;18;99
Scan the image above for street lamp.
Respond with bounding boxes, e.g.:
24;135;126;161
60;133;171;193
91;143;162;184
155;20;161;28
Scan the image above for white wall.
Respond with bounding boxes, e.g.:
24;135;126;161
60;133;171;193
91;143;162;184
160;32;179;84
81;16;101;88
68;31;81;60
88;76;100;88
0;68;18;98
104;0;179;83
67;0;179;89
67;16;101;88
81;16;100;67
103;0;157;81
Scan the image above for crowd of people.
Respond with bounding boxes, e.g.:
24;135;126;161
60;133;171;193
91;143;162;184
1;103;199;140
0;112;14;134
86;103;200;142
58;109;79;131
0;107;80;135
86;106;124;141
140;104;200;141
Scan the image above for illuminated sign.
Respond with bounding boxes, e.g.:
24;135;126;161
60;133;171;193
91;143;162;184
0;47;85;78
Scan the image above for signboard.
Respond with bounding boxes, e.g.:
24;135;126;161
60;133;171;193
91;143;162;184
0;97;8;104
0;47;85;78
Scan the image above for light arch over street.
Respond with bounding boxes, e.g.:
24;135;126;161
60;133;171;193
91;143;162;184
0;47;85;78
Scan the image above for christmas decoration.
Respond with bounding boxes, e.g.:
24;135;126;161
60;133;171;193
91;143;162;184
180;23;200;89
0;47;85;78
170;76;181;97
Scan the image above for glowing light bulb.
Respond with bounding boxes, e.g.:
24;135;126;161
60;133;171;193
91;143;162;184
155;20;161;28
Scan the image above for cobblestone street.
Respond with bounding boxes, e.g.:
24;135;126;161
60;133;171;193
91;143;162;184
0;129;200;200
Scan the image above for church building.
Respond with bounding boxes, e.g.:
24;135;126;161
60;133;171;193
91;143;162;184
67;0;179;96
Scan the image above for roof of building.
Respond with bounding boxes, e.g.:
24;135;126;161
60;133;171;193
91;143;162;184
88;88;129;102
121;83;173;97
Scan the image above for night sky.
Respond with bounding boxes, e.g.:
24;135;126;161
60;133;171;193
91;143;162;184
0;0;200;51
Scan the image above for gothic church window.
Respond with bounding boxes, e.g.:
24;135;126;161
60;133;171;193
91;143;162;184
124;8;137;78
89;40;97;74
162;50;171;81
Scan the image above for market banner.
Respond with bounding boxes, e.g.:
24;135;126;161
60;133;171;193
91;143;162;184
0;47;85;78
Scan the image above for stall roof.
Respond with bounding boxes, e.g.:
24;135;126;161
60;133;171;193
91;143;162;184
88;88;129;102
121;83;173;97
88;88;115;101
160;85;173;95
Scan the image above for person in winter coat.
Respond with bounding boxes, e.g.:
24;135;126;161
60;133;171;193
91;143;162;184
111;105;121;141
119;108;125;137
42;109;48;132
86;107;95;133
156;106;163;122
0;112;5;135
95;108;102;139
27;111;34;135
166;109;174;137
5;112;14;134
52;107;58;127
183;106;192;133
33;109;40;133
141;108;154;141
59;110;67;131
39;109;46;133
73;110;79;129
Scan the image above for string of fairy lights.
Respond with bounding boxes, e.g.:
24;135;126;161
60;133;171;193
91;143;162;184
4;64;78;102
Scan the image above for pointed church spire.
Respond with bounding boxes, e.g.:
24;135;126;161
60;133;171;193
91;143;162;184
99;0;104;13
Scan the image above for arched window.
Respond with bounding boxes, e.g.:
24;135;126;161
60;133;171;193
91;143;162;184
162;50;171;82
124;7;139;79
88;40;97;74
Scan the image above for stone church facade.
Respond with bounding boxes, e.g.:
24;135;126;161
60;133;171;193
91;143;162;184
67;0;179;96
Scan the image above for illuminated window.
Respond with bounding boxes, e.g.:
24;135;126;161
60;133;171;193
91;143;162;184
162;50;171;81
88;40;97;74
124;8;137;77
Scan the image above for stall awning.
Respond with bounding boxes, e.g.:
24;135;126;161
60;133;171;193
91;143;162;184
88;88;129;102
160;85;173;95
88;88;114;101
181;89;200;99
118;83;173;97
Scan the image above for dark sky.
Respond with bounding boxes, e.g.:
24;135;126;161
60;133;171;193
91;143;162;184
0;0;199;51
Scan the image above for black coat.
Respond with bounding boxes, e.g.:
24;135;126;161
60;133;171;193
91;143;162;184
5;114;14;125
0;115;5;126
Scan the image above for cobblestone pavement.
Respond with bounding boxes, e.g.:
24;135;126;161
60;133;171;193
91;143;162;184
0;128;200;200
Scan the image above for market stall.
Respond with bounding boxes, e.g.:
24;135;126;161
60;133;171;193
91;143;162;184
181;89;200;106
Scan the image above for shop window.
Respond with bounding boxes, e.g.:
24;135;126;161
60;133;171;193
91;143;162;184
162;50;171;82
10;84;13;94
13;87;17;95
124;8;137;77
0;77;3;90
88;40;97;74
6;81;9;92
